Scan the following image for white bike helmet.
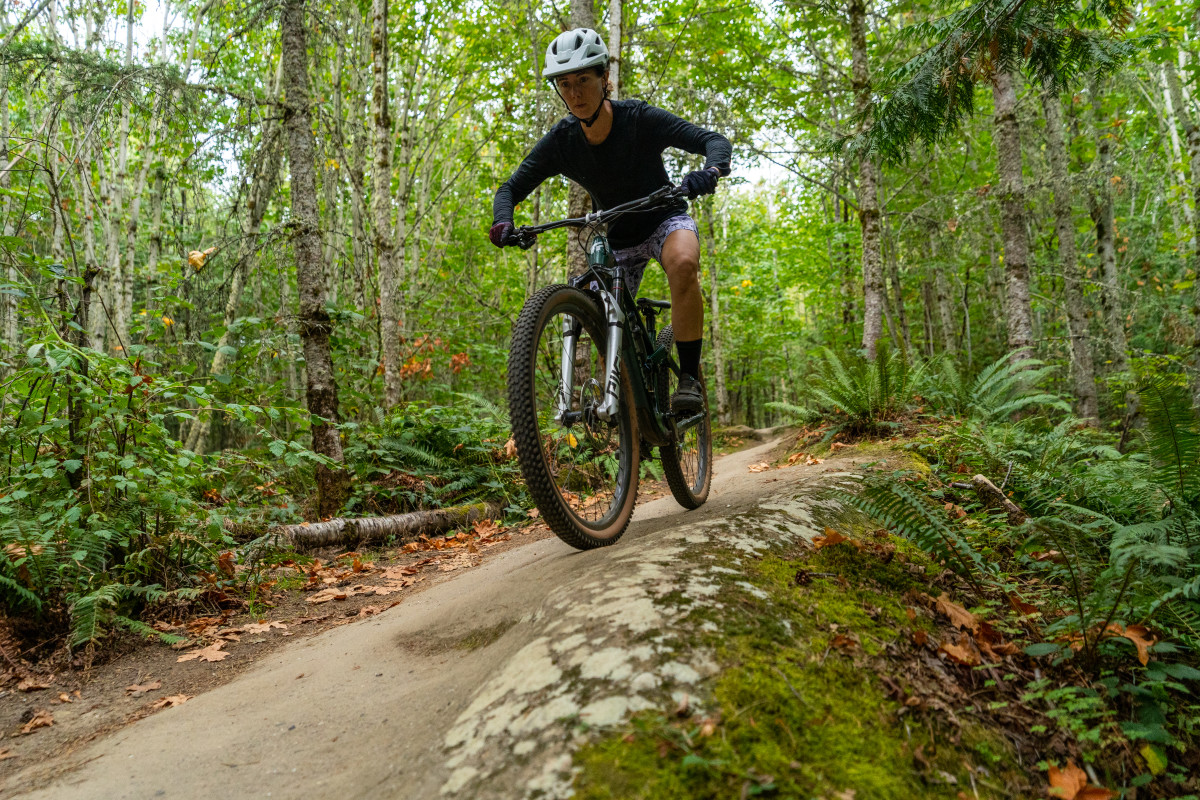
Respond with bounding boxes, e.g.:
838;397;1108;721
542;28;608;79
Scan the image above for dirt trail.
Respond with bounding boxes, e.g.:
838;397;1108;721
7;438;870;800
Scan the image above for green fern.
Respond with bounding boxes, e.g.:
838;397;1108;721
67;584;128;650
1136;372;1200;501
838;480;992;594
114;615;188;645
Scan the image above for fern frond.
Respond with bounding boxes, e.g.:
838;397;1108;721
1136;373;1200;501
114;615;188;645
0;572;43;611
838;481;992;593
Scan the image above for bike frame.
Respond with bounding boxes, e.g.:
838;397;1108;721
513;186;705;448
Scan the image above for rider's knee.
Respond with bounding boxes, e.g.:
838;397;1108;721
663;253;700;287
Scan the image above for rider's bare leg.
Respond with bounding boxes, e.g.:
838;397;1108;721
660;229;703;341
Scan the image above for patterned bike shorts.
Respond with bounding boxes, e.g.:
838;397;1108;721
613;214;700;298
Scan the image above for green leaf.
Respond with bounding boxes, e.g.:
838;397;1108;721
1023;643;1064;657
1161;663;1200;681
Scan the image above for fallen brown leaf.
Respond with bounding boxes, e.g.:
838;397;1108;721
1048;760;1115;800
125;680;162;696
151;694;192;709
748;461;771;473
934;593;980;634
176;641;230;663
1105;623;1156;666
939;633;981;666
0;749;15;760
18;709;53;735
830;633;859;653
243;621;287;634
805;455;824;465
307;588;350;604
56;692;73;703
357;606;383;618
813;528;850;550
17;676;52;692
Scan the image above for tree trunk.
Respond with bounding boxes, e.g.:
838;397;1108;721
565;0;595;279
884;225;911;354
934;258;955;355
0;89;16;372
990;70;1034;361
280;0;350;518
701;202;731;425
1088;78;1129;376
848;0;884;358
1164;60;1200;402
920;279;936;357
1159;66;1194;232
1041;86;1099;423
607;0;622;101
263;501;502;552
371;0;402;409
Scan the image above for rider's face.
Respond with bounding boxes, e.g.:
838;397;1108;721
555;70;605;118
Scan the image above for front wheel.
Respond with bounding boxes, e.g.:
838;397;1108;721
508;285;639;550
656;325;712;509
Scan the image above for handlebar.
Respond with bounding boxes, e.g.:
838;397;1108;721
504;184;690;251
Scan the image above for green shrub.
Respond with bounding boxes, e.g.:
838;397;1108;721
341;393;526;516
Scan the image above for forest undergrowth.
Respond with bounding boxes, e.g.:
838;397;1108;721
766;348;1200;796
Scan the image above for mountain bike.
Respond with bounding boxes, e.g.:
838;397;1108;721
505;185;713;550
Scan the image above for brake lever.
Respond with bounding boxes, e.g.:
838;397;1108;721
508;229;537;250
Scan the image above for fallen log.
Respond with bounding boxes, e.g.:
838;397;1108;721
244;500;503;552
968;475;1027;526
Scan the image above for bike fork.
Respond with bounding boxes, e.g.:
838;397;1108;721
555;316;580;424
597;289;624;421
554;289;625;424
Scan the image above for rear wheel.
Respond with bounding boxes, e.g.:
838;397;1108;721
656;324;712;509
507;285;638;549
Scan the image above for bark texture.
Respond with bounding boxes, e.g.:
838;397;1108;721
371;0;402;409
701;202;731;425
1041;87;1098;422
990;70;1034;361
281;0;350;517
1088;79;1129;374
265;501;502;551
565;0;596;279
607;0;622;101
848;0;884;358
1164;60;1200;401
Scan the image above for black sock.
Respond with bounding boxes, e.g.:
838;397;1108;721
676;338;703;380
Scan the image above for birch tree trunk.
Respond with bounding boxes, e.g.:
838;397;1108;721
848;0;884;358
371;0;402;409
607;0;622;100
701;202;730;425
0;89;16;371
1164;59;1200;401
1088;79;1129;374
565;0;595;279
990;69;1034;361
884;226;911;354
280;0;350;518
1041;86;1099;422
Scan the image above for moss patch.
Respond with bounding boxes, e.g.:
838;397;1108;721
574;514;1017;799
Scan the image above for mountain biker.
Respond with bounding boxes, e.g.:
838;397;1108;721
489;27;732;416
